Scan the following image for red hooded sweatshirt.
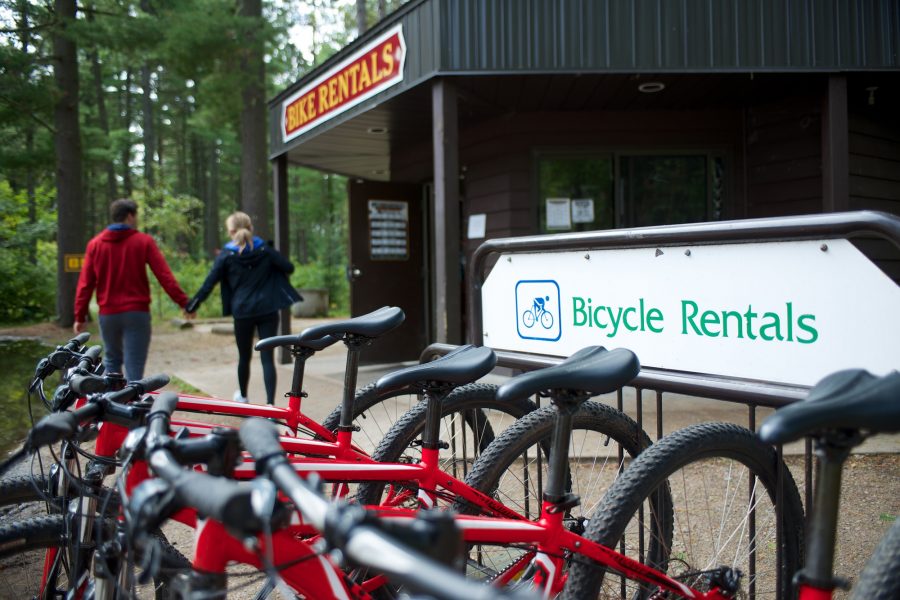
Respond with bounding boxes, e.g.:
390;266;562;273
74;227;189;322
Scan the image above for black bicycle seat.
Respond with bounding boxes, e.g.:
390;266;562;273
254;334;340;352
759;369;900;445
297;306;405;341
375;345;497;394
496;346;640;402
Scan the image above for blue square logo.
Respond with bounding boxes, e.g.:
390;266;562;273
515;280;562;341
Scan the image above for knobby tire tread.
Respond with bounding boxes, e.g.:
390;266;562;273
562;422;804;600
849;517;900;600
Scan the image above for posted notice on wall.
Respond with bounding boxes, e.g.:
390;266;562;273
571;198;595;224
546;198;571;230
368;200;409;260
468;213;487;239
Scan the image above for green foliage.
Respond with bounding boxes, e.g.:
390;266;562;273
133;187;203;253
0;181;57;323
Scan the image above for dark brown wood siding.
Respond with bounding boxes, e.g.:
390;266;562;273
848;112;900;215
848;111;900;281
744;96;822;217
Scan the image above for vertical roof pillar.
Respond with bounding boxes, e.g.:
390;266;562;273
822;75;849;212
273;153;292;364
432;78;462;344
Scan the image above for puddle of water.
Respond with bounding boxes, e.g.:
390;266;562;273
0;338;54;455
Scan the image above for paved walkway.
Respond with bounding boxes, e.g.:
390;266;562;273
161;317;900;455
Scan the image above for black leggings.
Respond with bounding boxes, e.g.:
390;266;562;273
233;312;279;404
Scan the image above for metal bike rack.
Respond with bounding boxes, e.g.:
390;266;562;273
421;210;900;599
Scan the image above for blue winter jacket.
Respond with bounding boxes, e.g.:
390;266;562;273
186;237;301;319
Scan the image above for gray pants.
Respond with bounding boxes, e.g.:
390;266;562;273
98;311;152;381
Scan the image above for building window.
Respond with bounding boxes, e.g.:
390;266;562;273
620;155;708;227
537;156;614;232
537;153;724;233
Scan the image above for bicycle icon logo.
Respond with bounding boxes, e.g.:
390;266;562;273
522;296;554;329
515;280;561;342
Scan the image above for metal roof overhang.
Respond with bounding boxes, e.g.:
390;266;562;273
269;0;900;181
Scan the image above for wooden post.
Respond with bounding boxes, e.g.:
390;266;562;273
822;75;849;213
273;154;291;364
432;79;461;344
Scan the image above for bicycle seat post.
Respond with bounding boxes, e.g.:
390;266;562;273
799;431;859;592
287;345;315;407
543;390;587;506
337;334;369;446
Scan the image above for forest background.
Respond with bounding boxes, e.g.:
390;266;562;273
0;0;401;325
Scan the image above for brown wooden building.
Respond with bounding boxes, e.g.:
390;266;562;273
269;0;900;362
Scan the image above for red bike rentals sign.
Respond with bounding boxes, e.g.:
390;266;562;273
281;24;406;143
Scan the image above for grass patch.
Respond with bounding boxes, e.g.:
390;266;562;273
879;513;896;523
168;375;207;396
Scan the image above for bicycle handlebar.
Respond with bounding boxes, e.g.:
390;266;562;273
239;418;540;600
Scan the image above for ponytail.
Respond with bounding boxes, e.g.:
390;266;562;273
226;211;254;253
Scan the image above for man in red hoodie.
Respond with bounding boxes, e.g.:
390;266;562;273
74;199;193;380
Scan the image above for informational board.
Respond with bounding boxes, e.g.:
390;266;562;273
368;200;409;260
481;239;900;386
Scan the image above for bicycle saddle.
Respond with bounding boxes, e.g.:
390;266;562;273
254;334;340;352
297;306;405;341
759;369;900;445
375;345;497;394
496;346;640;402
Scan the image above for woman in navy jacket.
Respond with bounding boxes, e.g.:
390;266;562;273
186;211;301;404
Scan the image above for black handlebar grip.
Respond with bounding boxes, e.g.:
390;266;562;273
67;332;91;350
77;345;103;370
239;418;286;470
68;373;111;396
106;374;171;404
26;412;79;451
150;392;180;417
171;470;258;532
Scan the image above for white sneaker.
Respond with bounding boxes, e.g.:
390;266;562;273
233;390;249;403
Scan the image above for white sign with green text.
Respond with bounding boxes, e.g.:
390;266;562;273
480;239;900;386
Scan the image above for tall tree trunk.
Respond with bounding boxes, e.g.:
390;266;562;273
121;68;133;195
53;0;84;328
88;4;116;204
18;0;37;264
357;0;367;35
177;91;188;193
238;0;268;238
140;0;155;188
205;141;220;258
378;0;386;20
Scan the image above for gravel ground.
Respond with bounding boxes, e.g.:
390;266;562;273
0;320;897;599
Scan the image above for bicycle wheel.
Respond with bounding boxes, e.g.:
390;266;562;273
355;383;538;507
451;401;658;584
563;422;804;600
320;381;433;456
0;473;52;508
0;514;189;600
849;517;900;600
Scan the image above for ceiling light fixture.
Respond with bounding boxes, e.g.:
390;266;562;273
638;82;666;93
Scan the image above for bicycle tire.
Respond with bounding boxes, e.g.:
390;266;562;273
355;383;537;506
0;514;189;600
849;517;900;600
450;401;658;585
563;422;804;600
0;473;52;507
320;382;432;456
